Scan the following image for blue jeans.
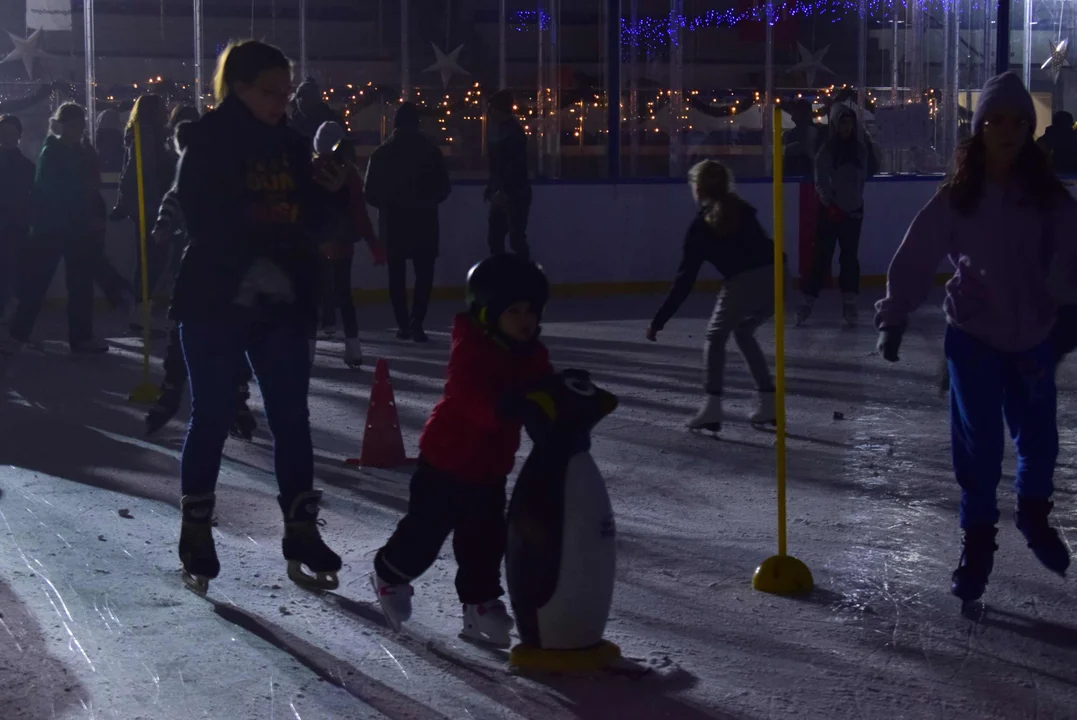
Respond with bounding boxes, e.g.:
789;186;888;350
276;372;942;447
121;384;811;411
946;326;1058;529
179;306;313;498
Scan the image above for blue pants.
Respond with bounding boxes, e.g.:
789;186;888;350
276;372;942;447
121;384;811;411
946;326;1058;528
180;306;313;498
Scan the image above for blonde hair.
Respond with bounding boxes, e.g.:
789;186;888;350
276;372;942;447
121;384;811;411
126;93;164;132
688;159;735;231
212;39;291;105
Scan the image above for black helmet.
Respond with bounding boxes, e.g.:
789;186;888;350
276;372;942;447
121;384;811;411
466;254;550;330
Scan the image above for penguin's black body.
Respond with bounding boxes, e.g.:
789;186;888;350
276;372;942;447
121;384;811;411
505;369;618;657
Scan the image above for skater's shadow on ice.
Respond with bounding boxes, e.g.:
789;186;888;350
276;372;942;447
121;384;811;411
207;596;453;720
529;667;729;720
975;606;1077;651
0;389;179;509
0;579;91;720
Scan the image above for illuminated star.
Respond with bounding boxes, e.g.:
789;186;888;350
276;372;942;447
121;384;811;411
1041;38;1069;83
425;43;469;89
1;29;49;80
789;43;832;88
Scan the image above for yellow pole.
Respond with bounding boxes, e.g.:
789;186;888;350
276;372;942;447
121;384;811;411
128;120;161;404
771;105;787;558
751;105;813;595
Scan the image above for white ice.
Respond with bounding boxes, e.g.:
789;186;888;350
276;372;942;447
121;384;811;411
0;293;1075;720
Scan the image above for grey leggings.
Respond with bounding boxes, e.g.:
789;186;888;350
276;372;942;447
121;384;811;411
704;264;776;395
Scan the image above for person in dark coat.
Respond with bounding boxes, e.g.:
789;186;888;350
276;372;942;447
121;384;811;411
94;108;125;173
484;90;532;261
170;40;347;593
0;115;34;322
112;93;175;331
1036;111;1077;175
289;79;342;147
364;102;451;342
2;104;110;356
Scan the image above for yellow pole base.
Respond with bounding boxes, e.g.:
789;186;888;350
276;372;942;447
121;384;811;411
752;554;814;595
128;382;161;405
509;640;621;674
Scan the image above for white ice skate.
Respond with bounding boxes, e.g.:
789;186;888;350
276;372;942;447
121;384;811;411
461;599;515;648
371;573;413;632
686;395;723;433
344;338;363;369
750;392;777;426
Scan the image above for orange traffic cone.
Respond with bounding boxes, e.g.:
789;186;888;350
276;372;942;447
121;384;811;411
346;358;409;469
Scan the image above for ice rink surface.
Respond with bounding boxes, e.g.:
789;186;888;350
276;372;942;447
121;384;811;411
0;292;1074;720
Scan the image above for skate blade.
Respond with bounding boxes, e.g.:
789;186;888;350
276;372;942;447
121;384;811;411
182;571;209;595
345;360;363;370
287;561;339;591
458;631;511;650
687;423;721;434
750;419;778;428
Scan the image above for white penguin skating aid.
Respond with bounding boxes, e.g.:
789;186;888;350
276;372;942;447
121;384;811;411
504;369;621;674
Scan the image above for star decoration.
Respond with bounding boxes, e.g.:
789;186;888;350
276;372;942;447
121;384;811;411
1;29;49;81
1041;38;1069;83
789;43;832;87
425;43;469;89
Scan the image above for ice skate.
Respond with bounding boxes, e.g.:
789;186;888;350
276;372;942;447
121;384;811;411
179;493;219;595
70;337;110;354
750;391;777;426
842;294;859;328
280;490;341;590
411;326;428;344
461;599;514;648
319;322;337;340
686;395;723;433
145;382;182;436
395;328;411;341
371;572;413;632
951;525;997;605
344;338;363;369
229;384;257;441
794;297;815;327
129;302;169;335
1015;498;1070;576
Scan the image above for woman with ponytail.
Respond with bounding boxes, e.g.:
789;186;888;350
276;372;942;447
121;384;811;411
646;159;778;432
169;40;347;593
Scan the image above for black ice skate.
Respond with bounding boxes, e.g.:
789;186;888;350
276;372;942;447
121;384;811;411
180;493;220;594
145;383;183;436
280;490;341;590
951;525;997;605
229;384;257;441
1015;498;1071;577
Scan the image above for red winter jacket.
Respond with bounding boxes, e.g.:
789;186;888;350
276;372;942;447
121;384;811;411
419;314;553;483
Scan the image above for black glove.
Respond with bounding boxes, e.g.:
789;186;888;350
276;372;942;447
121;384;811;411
877;327;904;363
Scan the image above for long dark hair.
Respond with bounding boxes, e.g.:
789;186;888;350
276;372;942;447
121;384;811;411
944;132;1067;214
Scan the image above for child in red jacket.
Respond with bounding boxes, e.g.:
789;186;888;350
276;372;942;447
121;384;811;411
372;254;552;647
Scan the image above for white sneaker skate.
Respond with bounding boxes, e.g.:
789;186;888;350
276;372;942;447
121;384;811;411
461;599;514;648
686;395;723;432
750;391;777;426
344;338;363;369
371;573;413;632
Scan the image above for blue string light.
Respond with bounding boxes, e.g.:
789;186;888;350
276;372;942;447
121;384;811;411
514;2;993;53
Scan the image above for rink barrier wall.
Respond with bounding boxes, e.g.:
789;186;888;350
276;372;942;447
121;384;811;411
47;176;957;304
